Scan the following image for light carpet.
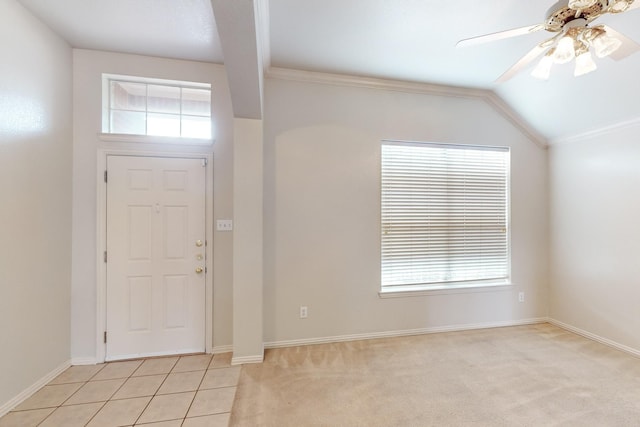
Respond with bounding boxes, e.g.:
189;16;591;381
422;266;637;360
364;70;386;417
230;323;640;426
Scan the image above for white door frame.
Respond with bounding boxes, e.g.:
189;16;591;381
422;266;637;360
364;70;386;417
96;146;214;363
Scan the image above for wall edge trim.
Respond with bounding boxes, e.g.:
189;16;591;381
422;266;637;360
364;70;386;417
212;345;233;354
0;359;71;417
548;318;640;358
70;357;98;366
231;355;264;365
264;318;548;349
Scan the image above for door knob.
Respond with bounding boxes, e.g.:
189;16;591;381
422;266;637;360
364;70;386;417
195;267;203;274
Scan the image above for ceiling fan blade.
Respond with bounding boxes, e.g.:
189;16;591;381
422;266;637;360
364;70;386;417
602;25;640;60
456;24;544;48
625;0;640;10
496;44;548;83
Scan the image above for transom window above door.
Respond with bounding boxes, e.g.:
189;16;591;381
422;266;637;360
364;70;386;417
102;74;212;142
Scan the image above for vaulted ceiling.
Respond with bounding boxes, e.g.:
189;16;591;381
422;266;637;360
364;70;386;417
18;0;640;142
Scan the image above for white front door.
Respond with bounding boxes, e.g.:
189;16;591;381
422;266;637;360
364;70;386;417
106;155;206;361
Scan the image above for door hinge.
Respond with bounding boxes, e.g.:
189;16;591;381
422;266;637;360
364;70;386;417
103;251;107;263
104;170;108;183
103;331;107;343
202;158;208;167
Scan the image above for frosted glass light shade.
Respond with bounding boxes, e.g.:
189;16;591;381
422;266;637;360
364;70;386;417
575;51;597;76
593;33;622;58
554;36;576;64
531;55;554;80
609;0;630;12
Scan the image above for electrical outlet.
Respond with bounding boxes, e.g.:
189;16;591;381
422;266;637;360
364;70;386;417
518;292;525;303
299;306;308;319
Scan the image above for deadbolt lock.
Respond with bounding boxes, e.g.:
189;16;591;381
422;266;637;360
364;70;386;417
196;240;203;247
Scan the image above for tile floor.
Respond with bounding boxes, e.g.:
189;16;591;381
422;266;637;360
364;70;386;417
0;353;239;427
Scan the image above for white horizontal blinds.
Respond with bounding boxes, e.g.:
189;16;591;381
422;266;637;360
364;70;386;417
381;141;510;288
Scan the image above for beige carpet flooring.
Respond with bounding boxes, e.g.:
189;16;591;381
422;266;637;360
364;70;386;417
230;323;640;426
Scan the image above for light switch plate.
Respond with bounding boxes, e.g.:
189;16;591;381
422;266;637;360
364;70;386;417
216;219;233;231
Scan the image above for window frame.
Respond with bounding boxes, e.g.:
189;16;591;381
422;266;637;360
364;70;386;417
379;140;512;297
101;74;213;144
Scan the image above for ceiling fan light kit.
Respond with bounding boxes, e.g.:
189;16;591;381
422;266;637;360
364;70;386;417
592;30;623;57
553;33;579;64
575;50;598;75
531;53;555;79
532;23;617;78
457;0;640;82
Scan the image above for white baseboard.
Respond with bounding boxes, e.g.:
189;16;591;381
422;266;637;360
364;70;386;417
70;357;98;366
0;359;71;418
212;345;233;354
264;317;549;349
548;318;640;358
73;349;231;364
231;354;264;365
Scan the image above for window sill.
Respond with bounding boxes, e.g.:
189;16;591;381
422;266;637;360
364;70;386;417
99;133;214;146
378;282;512;298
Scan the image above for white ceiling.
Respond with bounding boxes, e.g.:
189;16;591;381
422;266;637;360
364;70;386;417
17;0;640;141
18;0;224;63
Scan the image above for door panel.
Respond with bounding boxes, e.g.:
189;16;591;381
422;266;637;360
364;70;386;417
128;206;152;259
106;155;206;361
128;276;152;331
164;275;188;328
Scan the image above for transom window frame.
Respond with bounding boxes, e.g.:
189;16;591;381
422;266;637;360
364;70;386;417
100;73;214;145
379;140;512;297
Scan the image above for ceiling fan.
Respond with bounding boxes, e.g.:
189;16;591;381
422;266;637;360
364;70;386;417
457;0;640;82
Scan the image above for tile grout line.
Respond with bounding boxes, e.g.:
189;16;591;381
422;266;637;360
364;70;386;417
3;353;234;427
36;363;111;426
183;353;235;426
82;362;141;427
179;354;217;425
131;359;176;426
132;354;212;426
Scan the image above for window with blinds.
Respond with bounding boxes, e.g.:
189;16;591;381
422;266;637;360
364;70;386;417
381;141;510;291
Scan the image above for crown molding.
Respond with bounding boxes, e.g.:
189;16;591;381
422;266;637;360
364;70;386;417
265;67;548;148
550;115;640;145
483;92;547;149
267;66;488;99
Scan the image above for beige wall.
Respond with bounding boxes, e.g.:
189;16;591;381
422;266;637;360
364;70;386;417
71;50;235;360
549;128;640;351
262;77;549;344
0;0;72;409
9;0;640;411
232;118;264;362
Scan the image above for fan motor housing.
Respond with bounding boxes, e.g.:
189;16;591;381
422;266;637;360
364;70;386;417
544;0;609;31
